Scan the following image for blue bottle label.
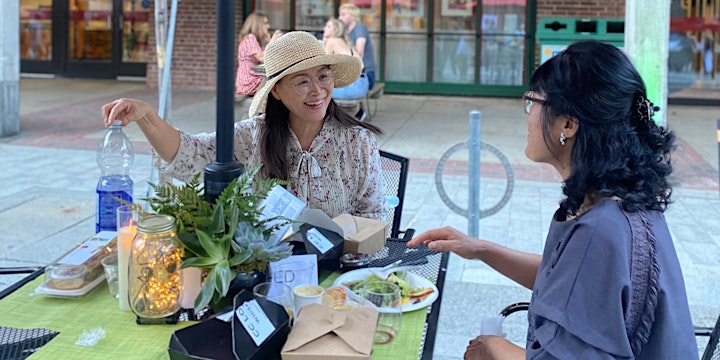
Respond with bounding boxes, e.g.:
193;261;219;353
96;190;133;232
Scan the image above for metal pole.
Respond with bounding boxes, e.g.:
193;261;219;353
146;0;177;199
0;0;20;137
468;110;481;238
625;0;670;126
203;0;244;203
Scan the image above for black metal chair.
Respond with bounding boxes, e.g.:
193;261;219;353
379;150;414;241
500;301;720;359
696;313;720;360
0;267;44;300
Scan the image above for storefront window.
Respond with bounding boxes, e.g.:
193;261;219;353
479;3;526;85
20;0;53;61
122;0;150;63
255;0;291;32
69;0;113;60
296;0;334;32
433;6;476;84
386;0;427;82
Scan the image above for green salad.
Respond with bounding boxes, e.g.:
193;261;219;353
345;271;426;301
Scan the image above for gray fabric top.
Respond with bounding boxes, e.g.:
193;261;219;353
526;200;697;359
348;22;376;74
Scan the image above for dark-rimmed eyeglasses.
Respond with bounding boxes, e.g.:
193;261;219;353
523;91;547;114
286;68;335;96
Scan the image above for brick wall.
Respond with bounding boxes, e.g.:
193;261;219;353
537;0;625;18
146;0;244;90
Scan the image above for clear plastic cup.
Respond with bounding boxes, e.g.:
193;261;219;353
100;255;119;298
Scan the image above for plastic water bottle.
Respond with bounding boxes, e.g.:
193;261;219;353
96;120;134;232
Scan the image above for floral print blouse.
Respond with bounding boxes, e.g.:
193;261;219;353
155;115;386;220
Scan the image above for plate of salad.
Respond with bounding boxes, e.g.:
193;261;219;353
333;268;438;312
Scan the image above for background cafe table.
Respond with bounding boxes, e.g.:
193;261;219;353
0;250;448;359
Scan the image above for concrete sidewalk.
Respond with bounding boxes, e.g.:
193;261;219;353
2;78;720;358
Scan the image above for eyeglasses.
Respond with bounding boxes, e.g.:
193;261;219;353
523;91;547;114
286;69;334;96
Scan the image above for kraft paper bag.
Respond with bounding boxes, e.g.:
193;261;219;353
281;304;379;360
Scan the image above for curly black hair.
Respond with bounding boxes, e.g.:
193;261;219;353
529;40;675;215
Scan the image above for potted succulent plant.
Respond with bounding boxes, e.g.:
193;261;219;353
144;166;293;310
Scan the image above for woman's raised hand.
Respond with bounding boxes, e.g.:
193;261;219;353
406;226;482;260
270;30;283;42
101;98;155;127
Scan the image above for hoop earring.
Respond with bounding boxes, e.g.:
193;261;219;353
560;132;566;146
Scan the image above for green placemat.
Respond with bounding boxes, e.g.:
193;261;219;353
1;271;431;359
0;277;191;359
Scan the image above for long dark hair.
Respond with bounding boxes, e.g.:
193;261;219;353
529;40;675;215
261;95;382;180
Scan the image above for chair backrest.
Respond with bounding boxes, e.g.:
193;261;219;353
379;150;409;238
701;313;720;360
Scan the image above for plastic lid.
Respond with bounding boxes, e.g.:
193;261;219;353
111;120;122;127
49;264;87;279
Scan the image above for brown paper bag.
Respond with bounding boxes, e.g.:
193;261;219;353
281;304;379;360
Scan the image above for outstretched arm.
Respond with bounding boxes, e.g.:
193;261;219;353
101;98;181;163
464;336;525;360
407;226;541;289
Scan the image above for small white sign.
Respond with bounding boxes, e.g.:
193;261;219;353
260;185;306;244
236;300;275;347
305;228;333;254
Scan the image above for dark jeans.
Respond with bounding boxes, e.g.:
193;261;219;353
366;70;375;90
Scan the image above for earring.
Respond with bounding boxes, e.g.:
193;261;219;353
560;132;566;146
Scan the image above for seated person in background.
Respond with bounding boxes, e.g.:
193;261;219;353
323;18;369;102
235;12;282;97
102;31;387;220
409;41;697;359
338;4;376;91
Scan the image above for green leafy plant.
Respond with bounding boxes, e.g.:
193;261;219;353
143;166;292;310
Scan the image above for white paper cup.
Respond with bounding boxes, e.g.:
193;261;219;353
293;285;324;317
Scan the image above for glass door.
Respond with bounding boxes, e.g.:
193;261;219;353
64;0;147;78
65;0;119;77
20;0;54;73
119;0;151;76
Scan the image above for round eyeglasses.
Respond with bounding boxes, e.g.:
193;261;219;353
286;69;335;96
523;91;547;114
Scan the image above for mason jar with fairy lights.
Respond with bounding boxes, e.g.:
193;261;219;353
128;214;183;323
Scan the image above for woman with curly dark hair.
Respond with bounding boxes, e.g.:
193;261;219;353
409;41;697;359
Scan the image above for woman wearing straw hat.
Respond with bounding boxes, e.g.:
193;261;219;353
101;31;386;219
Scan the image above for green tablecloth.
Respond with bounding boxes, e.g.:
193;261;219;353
1;273;430;359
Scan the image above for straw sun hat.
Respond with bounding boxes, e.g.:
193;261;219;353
249;31;363;117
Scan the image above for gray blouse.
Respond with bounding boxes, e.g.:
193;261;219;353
526;200;697;359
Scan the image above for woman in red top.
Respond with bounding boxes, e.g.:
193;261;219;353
235;12;281;96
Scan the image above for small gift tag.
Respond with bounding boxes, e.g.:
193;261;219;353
236;299;276;347
305;228;333;254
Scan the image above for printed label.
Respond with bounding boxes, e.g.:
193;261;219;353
305;228;333;254
236;300;275;347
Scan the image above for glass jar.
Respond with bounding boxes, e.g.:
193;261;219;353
128;214;183;319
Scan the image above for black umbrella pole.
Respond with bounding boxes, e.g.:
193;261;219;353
204;0;244;203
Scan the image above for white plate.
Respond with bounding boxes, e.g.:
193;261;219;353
333;268;439;313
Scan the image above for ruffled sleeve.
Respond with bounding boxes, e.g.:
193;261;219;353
153;117;261;182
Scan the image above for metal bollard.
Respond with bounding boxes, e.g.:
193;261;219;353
468;110;481;238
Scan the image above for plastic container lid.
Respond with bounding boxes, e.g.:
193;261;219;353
47;264;87;290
